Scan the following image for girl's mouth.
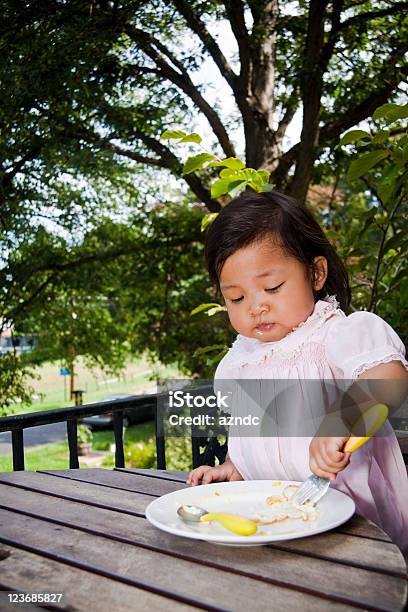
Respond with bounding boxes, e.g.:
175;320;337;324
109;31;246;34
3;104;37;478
255;322;275;333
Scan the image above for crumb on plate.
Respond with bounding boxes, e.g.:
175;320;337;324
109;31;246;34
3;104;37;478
266;495;285;505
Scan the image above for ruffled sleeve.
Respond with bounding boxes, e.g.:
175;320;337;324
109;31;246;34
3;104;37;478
325;311;408;379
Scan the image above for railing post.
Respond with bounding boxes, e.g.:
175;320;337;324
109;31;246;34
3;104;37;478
113;411;125;468
155;403;166;470
12;430;25;471
67;420;79;469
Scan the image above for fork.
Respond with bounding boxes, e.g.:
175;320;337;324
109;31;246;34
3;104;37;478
292;403;389;507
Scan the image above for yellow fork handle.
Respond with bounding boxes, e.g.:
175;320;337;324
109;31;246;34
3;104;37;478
200;512;257;536
343;403;389;453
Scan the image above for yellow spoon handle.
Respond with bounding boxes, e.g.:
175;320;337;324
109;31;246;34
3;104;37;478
343;403;389;453
200;512;257;536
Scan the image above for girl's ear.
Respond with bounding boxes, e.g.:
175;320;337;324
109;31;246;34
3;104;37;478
312;256;328;290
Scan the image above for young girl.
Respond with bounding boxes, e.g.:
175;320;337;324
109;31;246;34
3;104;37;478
187;190;408;554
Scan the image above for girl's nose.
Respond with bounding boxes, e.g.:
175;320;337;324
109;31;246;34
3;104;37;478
250;302;269;316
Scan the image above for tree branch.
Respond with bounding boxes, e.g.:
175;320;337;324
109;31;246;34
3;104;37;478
171;0;238;90
290;0;328;202
74;128;167;167
321;0;344;70
338;2;408;31
3;143;43;187
72;125;218;211
124;24;235;158
274;39;408;189
275;86;301;145
223;0;250;80
321;42;408;143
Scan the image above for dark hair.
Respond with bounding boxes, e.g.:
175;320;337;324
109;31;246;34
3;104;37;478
205;190;351;313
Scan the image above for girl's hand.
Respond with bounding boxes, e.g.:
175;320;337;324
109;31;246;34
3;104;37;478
309;436;351;481
186;459;243;486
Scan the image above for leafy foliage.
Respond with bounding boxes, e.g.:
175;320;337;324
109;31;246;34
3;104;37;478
338;103;408;338
1;2;407;407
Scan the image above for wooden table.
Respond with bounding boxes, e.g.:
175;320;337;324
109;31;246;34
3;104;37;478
0;468;406;611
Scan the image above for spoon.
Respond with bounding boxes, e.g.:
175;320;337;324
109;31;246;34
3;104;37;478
177;504;257;536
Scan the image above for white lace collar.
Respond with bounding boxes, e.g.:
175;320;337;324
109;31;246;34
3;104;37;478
225;295;342;367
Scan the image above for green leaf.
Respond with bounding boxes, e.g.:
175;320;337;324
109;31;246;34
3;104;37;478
206;305;227;316
260;182;274;192
201;212;218;231
377;181;394;205
325;229;340;240
219;167;237;178
160;129;187;139
371;130;389;145
390;268;408;289
347;150;389;181
373;103;408;123
227;180;247;198
190;303;221;316
390;148;405;166
211;177;231;198
403;143;408;165
193;344;227;357
383;231;405;253
207;157;246;170
256;169;271;183
177;133;202;144
340;130;371;145
238;168;259;181
182;152;216;175
205;349;229;366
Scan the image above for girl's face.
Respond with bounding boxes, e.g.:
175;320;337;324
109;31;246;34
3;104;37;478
219;239;328;342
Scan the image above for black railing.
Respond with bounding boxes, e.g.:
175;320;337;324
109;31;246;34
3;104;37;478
0;387;228;471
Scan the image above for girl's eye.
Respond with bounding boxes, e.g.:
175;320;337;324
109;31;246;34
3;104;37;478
266;282;284;293
230;296;244;303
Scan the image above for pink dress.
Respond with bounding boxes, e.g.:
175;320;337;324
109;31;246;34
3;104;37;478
214;295;408;553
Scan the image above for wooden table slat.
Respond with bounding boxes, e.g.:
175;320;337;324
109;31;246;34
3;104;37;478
115;467;189;482
39;468;184;495
0;544;199;612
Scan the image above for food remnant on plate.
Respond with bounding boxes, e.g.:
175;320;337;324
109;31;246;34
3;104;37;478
272;480;282;487
253;514;290;526
266;495;285;505
282;484;299;500
214;491;221;496
302;510;318;522
254;484;318;527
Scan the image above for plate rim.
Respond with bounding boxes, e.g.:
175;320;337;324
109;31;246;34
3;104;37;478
145;479;356;544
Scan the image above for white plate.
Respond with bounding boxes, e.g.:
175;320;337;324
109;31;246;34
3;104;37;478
145;480;355;546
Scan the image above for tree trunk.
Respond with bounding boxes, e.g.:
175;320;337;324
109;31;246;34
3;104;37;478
289;0;326;203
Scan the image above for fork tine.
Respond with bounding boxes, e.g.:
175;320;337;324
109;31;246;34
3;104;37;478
293;482;319;505
294;482;315;499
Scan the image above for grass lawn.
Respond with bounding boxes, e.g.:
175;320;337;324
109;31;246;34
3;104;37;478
9;356;181;415
0;441;70;472
92;421;156;451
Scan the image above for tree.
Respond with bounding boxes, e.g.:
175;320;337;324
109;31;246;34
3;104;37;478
1;0;407;216
1;1;407;407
